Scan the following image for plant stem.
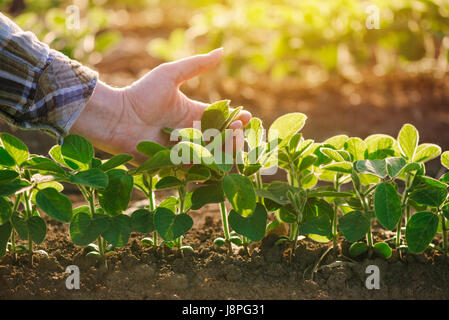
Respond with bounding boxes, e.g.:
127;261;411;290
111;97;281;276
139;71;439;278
220;202;230;241
23;191;33;260
289;223;297;241
441;212;447;253
357;190;373;248
220;201;232;254
10;194;21;259
332;177;341;253
397;175;411;248
177;185;187;250
86;188;107;268
145;174;158;248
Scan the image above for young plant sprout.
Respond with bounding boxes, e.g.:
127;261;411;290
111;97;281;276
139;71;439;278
0;100;448;269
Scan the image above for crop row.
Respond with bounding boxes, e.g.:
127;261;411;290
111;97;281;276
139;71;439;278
0;100;448;265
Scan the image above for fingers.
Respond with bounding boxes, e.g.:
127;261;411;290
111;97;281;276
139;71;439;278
165;48;224;86
233;109;252;127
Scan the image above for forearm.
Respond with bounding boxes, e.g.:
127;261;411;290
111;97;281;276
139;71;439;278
70;81;125;153
0;12;98;141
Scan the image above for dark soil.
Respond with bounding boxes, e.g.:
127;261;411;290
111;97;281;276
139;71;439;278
1;199;449;300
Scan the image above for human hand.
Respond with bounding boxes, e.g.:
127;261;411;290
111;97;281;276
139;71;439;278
70;48;251;164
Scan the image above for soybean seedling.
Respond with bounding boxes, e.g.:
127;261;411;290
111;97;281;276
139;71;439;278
42;135;134;267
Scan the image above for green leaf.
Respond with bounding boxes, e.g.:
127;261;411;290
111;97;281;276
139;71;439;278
365;134;395;159
223;106;243;130
61;135;94;170
136;149;174;173
155;176;183;190
288;133;302;153
102;214;133;247
324;135;348;150
355;159;387;178
49;145;70;168
0;197;12;224
277;206;296;223
222;174;256;216
186;165;211;181
255;181;292;205
405;211;439;253
191;183;225;210
344;137;366;162
0;222;12;257
172;142;219;172
299;215;332;237
307;190;353;198
243;163;262;176
0;170;19;184
141;237;153;247
91;157;102;168
440;172;449;184
177;128;203;144
321;162;352;174
349;242;368;258
245;117;263;149
27;216;46;244
228;203;267;242
398;124;419;160
98;170;133;216
159;196;179;212
385;157;407;178
298;154;318;172
70;168;109;189
320;148;346;162
1;133;28;165
442;151;449;169
0;179;30;197
374;182;402;230
136;141;168;158
373;242;392;259
130;209;154;234
413;144;441;163
70;212;108;246
201;100;230;132
339;211;370;242
0;147;15;167
409;184;447;208
268;113;307;147
153;207;193;241
11;212;28;239
22;156;66;175
36;188;72;223
100;154;133;171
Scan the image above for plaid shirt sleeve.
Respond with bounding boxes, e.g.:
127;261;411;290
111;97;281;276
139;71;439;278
0;12;98;141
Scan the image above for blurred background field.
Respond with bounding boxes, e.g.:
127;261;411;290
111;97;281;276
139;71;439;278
1;0;449;176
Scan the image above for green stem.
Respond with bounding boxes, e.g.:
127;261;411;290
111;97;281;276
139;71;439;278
289;223;297;241
332;177;341;253
145;174;158;248
87;189;96;218
10;194;21;258
220;202;230;241
86;188;107;267
23;191;33;262
441;212;447;253
177;184;187;249
356;188;373;247
397;175;411;248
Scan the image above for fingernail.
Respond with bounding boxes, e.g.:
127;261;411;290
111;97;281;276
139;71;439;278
210;47;224;55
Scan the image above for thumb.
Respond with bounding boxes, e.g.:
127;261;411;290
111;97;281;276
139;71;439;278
165;48;223;86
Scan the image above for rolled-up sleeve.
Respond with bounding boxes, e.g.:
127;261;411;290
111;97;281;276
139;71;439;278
0;12;98;140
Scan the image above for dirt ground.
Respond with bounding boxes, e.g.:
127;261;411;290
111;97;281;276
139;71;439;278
1;199;449;300
1;14;449;300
